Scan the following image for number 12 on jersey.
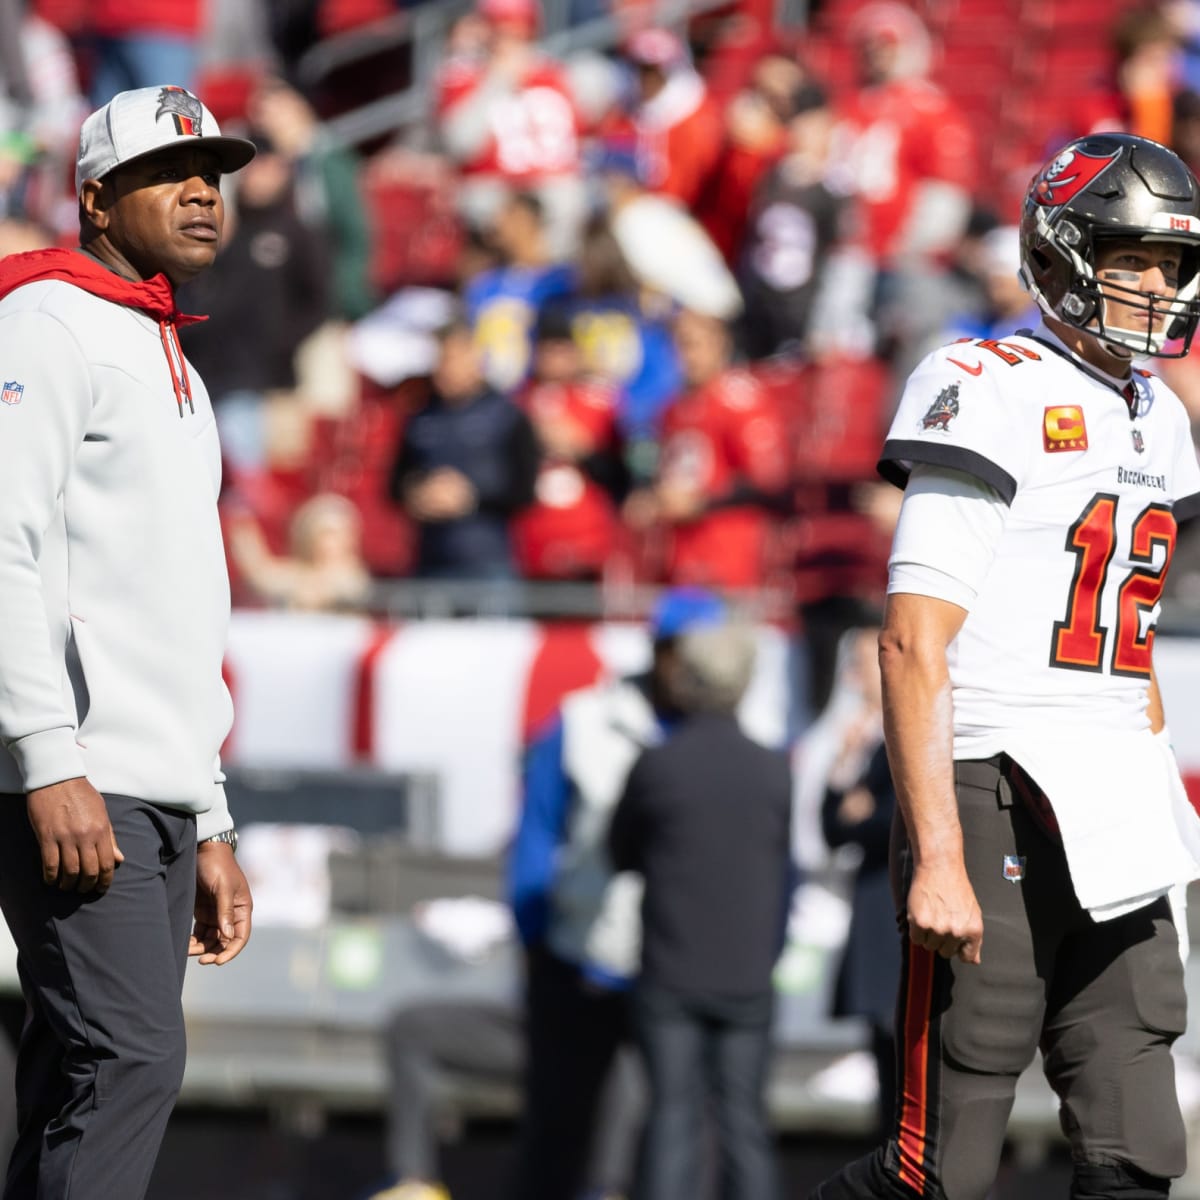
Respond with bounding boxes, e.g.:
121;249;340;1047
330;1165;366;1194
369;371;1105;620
1050;493;1176;677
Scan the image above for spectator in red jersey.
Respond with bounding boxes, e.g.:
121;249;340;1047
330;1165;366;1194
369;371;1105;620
618;27;724;210
435;0;587;259
815;2;974;360
695;46;806;265
87;0;204;104
624;308;790;591
511;304;628;580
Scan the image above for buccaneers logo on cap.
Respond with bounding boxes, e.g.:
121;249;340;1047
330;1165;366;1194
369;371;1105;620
1033;146;1120;207
155;86;203;136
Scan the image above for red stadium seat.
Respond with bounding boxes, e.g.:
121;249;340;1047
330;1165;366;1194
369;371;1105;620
361;168;464;295
755;356;889;486
193;67;261;125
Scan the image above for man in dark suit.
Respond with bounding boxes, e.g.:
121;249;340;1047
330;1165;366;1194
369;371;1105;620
609;620;793;1200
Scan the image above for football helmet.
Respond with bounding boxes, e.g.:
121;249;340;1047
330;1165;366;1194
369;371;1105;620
1019;132;1200;357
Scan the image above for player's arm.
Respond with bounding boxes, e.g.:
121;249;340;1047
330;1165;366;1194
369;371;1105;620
883;463;1009;964
879;590;980;963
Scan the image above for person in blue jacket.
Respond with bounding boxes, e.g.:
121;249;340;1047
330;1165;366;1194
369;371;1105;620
465;191;574;394
566;216;682;484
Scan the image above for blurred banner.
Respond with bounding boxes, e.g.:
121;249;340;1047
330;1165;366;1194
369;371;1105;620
224;612;795;854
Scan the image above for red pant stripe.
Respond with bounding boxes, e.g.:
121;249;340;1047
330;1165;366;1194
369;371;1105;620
897;943;936;1193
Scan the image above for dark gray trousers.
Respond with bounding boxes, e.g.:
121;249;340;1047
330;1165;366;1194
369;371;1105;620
0;792;196;1200
632;982;779;1200
810;756;1187;1200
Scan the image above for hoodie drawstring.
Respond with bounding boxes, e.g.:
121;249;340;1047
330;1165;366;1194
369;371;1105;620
158;319;194;417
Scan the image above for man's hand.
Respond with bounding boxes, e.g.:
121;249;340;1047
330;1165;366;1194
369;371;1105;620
907;859;983;964
406;469;477;521
191;843;253;965
26;777;123;894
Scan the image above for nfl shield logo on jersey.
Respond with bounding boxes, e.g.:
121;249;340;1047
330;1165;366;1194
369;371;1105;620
1002;855;1026;884
1;380;24;406
1131;427;1145;454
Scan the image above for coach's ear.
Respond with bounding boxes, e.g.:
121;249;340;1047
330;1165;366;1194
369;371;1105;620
79;177;114;233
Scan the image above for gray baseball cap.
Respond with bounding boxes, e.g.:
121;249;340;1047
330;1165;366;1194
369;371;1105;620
76;85;257;192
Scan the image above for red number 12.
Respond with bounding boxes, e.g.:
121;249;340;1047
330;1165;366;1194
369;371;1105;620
1050;494;1176;677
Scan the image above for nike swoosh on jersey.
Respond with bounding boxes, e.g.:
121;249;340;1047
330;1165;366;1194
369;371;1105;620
947;357;984;376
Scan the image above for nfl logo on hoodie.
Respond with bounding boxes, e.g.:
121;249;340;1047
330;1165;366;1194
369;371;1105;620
1;380;23;406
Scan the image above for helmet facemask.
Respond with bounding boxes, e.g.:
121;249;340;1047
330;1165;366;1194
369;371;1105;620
1068;232;1200;358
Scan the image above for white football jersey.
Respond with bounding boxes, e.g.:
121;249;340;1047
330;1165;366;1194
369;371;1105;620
883;325;1200;755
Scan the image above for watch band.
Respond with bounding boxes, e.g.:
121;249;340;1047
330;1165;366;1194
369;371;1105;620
200;828;238;852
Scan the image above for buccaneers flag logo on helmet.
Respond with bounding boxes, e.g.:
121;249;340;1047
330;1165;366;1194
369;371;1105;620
1033;146;1121;207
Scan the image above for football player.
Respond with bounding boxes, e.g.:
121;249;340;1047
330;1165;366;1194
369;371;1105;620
810;132;1200;1200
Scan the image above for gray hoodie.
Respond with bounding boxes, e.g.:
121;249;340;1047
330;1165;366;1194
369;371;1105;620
0;253;233;837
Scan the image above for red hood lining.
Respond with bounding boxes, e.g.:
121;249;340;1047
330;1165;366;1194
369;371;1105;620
0;248;206;416
0;248;205;325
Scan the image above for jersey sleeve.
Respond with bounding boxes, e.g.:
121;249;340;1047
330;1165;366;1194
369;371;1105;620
879;346;1027;504
887;465;1008;610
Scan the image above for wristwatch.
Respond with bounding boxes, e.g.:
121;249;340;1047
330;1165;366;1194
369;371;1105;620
200;828;238;852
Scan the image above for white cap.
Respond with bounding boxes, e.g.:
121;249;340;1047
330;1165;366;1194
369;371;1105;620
76;85;256;192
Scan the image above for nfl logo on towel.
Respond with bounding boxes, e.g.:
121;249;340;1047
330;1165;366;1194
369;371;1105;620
1003;855;1026;883
1;380;23;406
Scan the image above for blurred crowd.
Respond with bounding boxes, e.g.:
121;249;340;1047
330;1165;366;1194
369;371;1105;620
10;0;1200;623
8;5;1200;1194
